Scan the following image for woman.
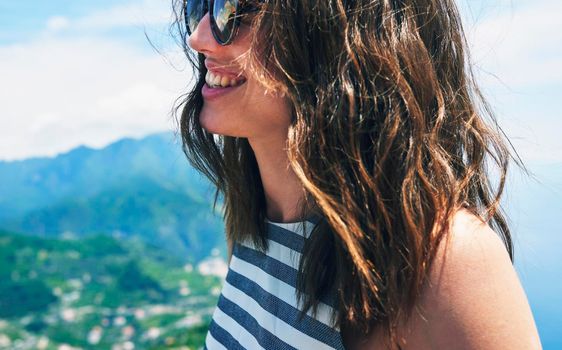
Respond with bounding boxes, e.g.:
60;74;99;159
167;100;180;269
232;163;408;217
174;0;542;348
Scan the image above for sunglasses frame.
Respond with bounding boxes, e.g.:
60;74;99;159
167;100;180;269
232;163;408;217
184;0;260;46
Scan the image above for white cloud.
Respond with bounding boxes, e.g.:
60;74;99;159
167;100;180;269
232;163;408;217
46;16;71;32
0;36;193;160
466;0;562;88
461;0;562;162
0;0;193;161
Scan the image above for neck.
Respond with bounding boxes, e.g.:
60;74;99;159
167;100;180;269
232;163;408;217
248;132;307;223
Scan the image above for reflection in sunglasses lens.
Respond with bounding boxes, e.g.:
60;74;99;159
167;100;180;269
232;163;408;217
213;0;238;43
186;0;206;34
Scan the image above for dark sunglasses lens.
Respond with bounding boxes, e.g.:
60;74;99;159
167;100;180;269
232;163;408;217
185;1;206;34
212;0;239;44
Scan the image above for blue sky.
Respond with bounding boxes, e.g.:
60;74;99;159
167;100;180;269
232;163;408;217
0;0;190;160
0;0;170;46
0;0;561;163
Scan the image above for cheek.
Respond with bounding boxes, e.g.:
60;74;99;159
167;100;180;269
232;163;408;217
243;83;293;126
247;98;292;135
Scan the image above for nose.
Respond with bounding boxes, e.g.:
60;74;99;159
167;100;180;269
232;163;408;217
188;12;219;54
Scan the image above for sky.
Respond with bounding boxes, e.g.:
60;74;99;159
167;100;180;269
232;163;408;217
0;0;561;163
0;0;190;160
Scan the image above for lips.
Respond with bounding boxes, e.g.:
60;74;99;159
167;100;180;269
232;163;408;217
202;80;243;100
204;59;246;82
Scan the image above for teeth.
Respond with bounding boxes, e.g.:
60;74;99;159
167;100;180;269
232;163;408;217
220;76;229;87
205;71;245;88
213;74;221;86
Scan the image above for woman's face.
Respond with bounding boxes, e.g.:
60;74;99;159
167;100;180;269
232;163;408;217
188;11;292;142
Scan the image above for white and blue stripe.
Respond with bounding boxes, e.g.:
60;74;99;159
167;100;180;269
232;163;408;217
205;218;345;350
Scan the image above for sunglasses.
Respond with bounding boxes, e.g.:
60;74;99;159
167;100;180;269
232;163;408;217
184;0;262;46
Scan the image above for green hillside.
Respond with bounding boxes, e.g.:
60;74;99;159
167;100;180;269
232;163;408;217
0;229;223;349
10;177;224;262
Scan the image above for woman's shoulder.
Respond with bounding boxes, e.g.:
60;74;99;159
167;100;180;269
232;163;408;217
395;208;540;349
345;209;541;350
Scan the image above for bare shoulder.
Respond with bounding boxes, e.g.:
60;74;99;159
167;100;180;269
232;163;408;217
395;209;542;350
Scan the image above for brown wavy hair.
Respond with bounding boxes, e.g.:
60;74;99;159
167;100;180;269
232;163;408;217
172;0;519;345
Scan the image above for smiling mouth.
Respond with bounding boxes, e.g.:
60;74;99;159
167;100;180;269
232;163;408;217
205;71;247;88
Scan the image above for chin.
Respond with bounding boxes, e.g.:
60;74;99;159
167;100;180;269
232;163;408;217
199;110;243;137
199;109;223;134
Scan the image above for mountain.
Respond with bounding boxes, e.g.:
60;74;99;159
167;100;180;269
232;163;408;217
0;132;225;262
0;132;210;219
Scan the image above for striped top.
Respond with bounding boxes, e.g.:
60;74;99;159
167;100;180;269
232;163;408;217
204;217;345;350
